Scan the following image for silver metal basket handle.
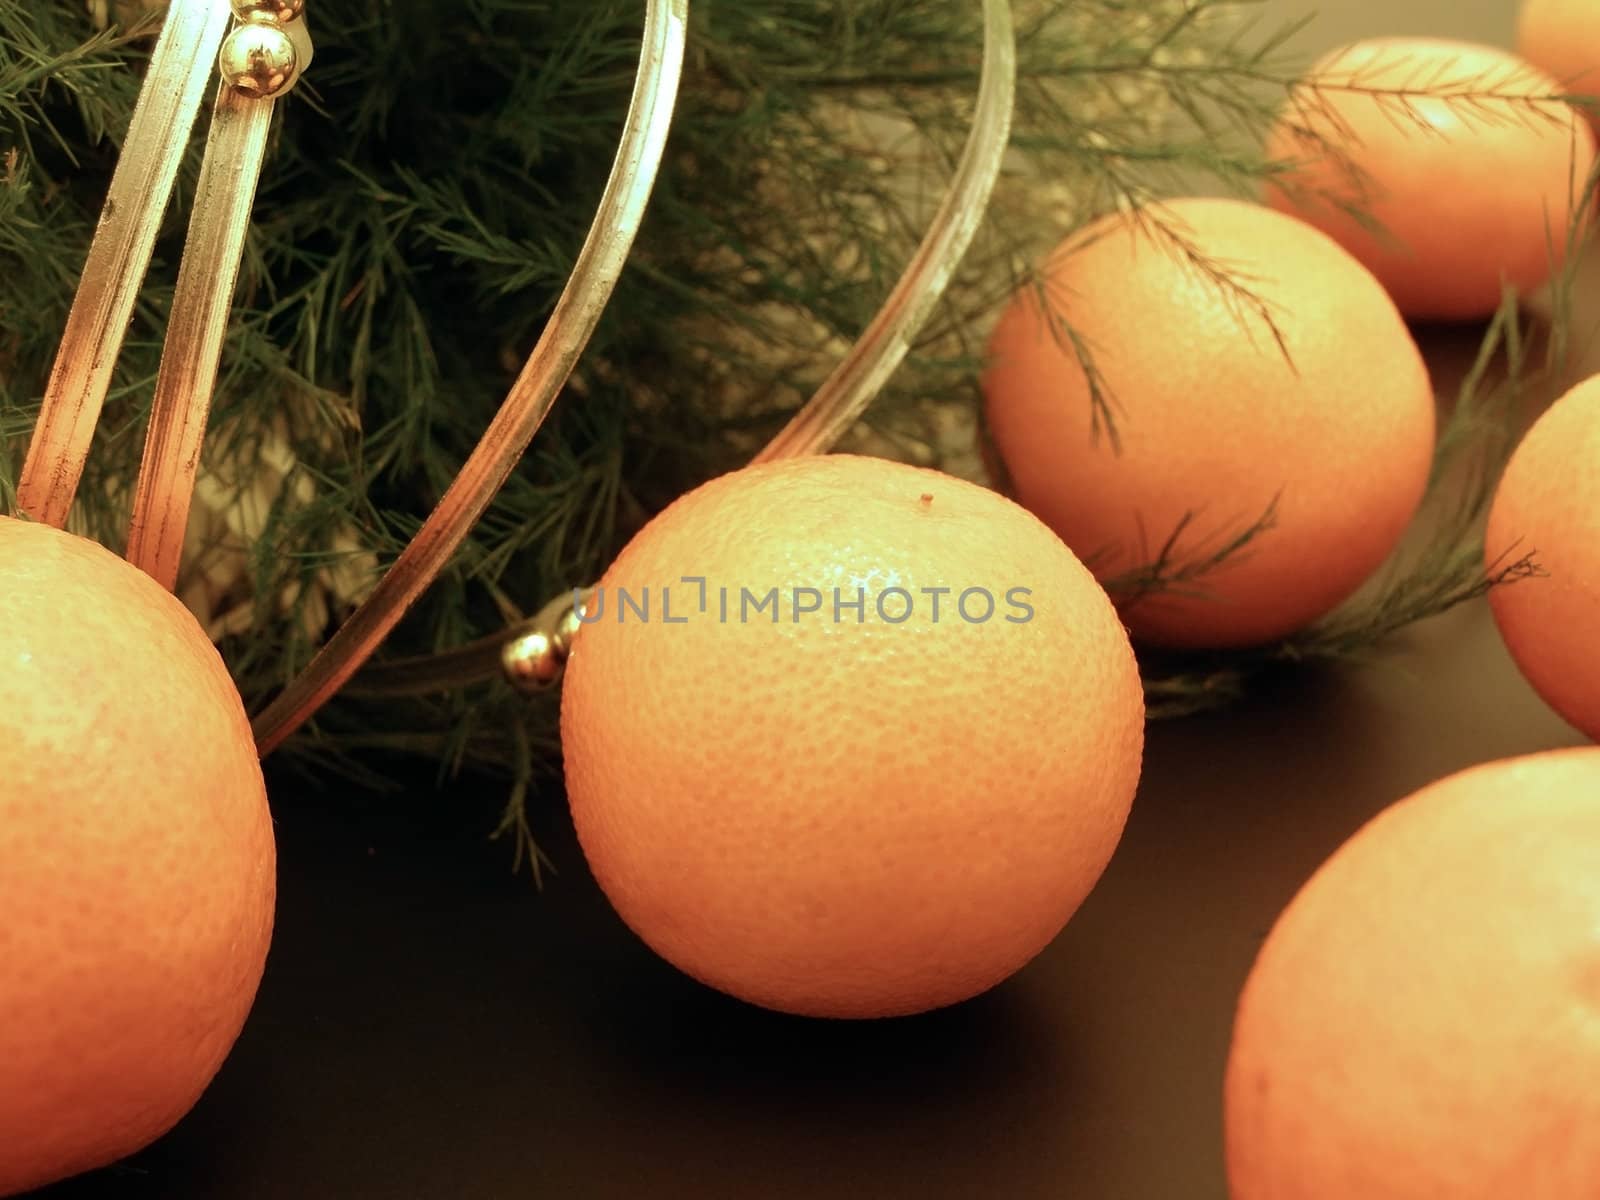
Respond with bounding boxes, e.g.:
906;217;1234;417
20;0;1013;751
752;0;1016;464
250;0;691;755
341;0;1019;705
127;7;313;589
17;0;235;529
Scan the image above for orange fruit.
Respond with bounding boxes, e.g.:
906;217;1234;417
0;517;274;1197
1264;38;1597;320
981;196;1435;650
559;454;1144;1018
1224;747;1600;1200
1486;375;1600;742
1519;0;1600;128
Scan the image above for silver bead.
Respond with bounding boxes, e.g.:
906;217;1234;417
231;0;305;23
502;632;564;694
219;21;299;98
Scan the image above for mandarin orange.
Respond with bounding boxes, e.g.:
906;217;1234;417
982;196;1435;649
1486;375;1600;742
1225;747;1600;1199
1265;38;1596;320
0;516;274;1197
559;454;1144;1018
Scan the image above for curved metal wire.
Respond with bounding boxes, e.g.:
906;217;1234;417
127;19;307;588
339;0;1019;702
751;0;1016;464
16;0;233;529
251;0;690;756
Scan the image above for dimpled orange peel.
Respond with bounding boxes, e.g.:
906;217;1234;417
1225;747;1600;1199
1486;374;1600;742
1265;37;1596;320
560;454;1145;1018
982;196;1436;650
0;516;275;1197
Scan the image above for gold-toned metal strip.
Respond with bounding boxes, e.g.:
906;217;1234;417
345;588;593;699
347;0;1017;700
126;83;277;589
16;0;234;528
251;0;691;757
750;0;1016;464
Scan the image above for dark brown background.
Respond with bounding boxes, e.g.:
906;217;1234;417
36;2;1595;1197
